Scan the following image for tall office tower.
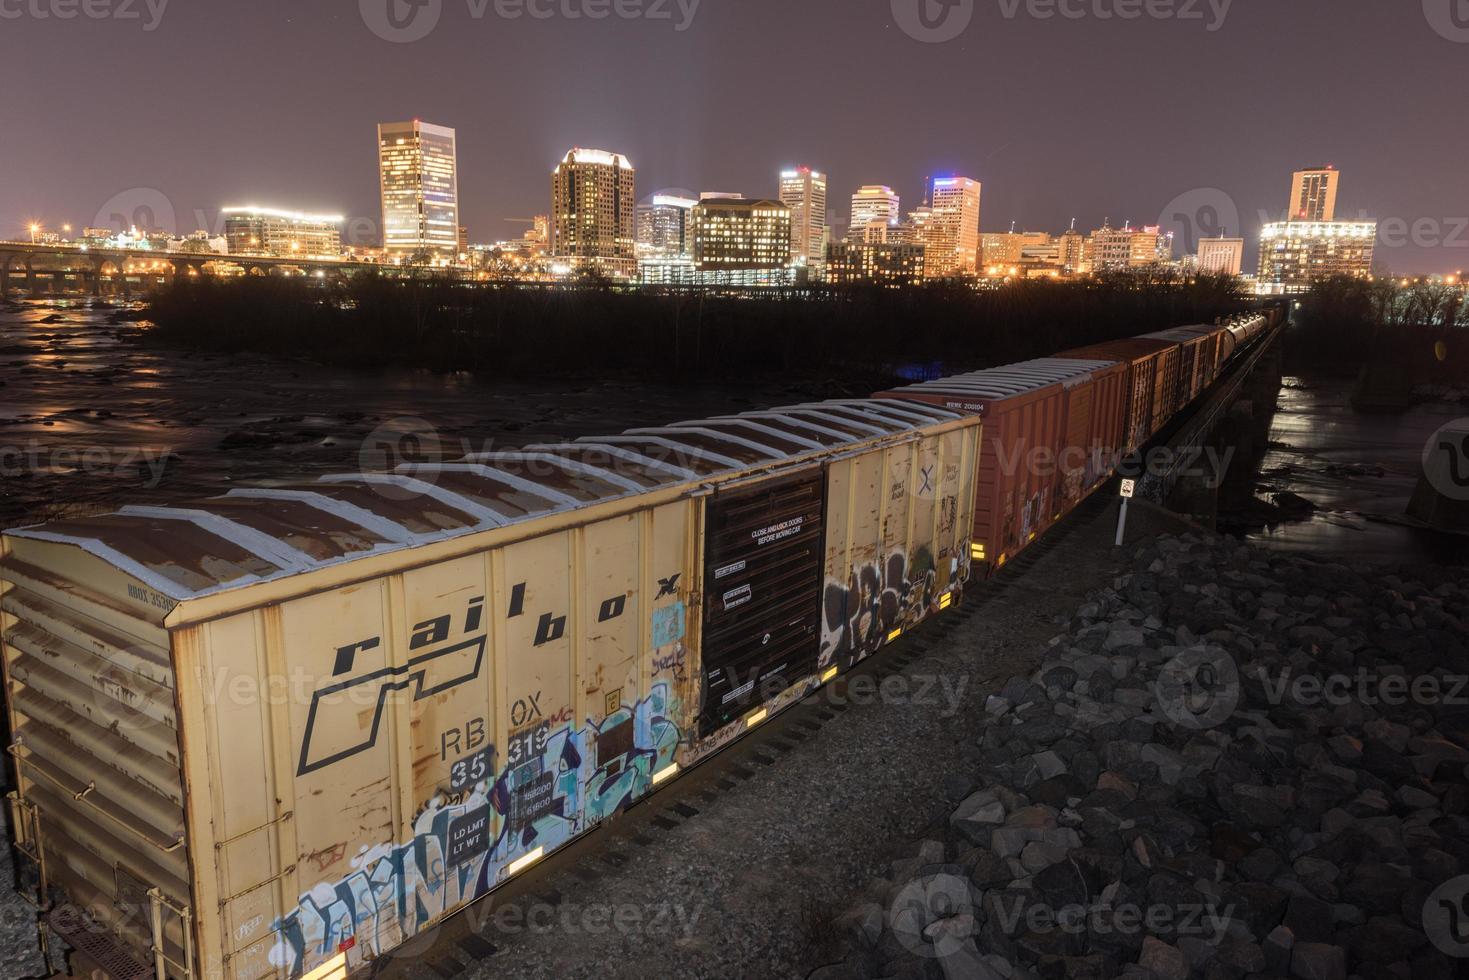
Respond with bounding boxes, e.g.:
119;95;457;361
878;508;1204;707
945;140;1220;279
921;176;982;278
551;148;638;278
849;185;902;242
378;120;460;258
1197;237;1245;276
1288;167;1340;222
635;194;697;259
779;167;828;268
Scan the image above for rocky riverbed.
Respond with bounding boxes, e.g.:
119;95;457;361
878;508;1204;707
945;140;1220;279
826;532;1469;980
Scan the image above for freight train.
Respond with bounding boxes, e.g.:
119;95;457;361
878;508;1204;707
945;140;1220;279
0;308;1278;980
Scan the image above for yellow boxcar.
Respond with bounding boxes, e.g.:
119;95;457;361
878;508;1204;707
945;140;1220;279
0;399;978;980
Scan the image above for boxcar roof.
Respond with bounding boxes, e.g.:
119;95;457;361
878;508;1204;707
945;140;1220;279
1140;324;1223;342
2;398;961;603
883;358;1118;400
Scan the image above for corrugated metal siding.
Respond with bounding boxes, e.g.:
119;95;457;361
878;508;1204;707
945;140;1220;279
0;564;193;976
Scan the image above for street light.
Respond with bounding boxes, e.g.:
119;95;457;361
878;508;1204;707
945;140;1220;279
28;223;41;243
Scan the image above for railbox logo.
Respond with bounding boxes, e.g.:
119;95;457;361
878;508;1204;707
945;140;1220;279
297;595;487;776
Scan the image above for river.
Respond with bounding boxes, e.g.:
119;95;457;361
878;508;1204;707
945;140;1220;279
1243;374;1469;565
4;301;1466;566
0;301;825;529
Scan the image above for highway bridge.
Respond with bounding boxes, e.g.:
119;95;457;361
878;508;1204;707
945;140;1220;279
0;240;381;298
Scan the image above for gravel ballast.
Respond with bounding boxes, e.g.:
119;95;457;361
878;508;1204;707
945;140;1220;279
828;530;1469;980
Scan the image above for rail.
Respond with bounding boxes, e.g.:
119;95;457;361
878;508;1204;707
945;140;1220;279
1132;322;1285;506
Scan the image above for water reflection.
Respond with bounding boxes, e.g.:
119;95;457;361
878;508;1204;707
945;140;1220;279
1246;376;1469;565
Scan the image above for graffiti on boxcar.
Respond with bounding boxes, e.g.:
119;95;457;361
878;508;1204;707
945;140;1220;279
270;681;683;977
819;546;950;668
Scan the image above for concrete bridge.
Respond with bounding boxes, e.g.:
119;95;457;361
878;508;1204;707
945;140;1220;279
0;241;380;299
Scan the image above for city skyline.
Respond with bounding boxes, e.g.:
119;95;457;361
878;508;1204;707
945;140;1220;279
2;2;1465;275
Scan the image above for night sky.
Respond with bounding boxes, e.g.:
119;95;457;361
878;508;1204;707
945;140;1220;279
3;0;1466;274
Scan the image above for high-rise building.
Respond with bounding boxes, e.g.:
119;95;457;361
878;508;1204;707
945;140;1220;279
1085;223;1174;271
1197;237;1245;276
1288;167;1340;222
223;206;344;258
689;197;792;284
779;167;828;268
636;194;697;259
825;240;926;288
551;148;637;278
849;185;902;242
920;177;982;278
1257;221;1376;294
1056;226;1086;274
378;120;460;259
1257;167;1374;294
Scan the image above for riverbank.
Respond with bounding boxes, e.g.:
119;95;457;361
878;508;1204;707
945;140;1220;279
141;274;1249;378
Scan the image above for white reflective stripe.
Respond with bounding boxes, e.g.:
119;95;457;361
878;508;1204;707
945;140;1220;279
407;464;582;509
320;474;510;527
629;426;783;458
824;400;947;424
793;401;931;427
590;435;744;470
784;409;887;437
117;506;314;571
459;452;649;494
4;529;201;600
535;442;701;481
669;418;825;451
727;412;855;442
225;489;414;543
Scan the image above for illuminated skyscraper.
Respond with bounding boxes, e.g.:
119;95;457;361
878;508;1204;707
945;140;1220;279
779;167;828;268
377;120;460;258
1288;167;1340;222
222;206;344;258
849;185;902;242
636;194;697;259
920;176;982;278
551;148;637;278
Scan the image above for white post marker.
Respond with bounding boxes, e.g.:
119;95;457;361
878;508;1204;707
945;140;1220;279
1116;479;1136;547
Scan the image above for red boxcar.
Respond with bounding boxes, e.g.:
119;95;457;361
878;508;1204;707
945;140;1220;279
874;357;1125;574
1054;337;1176;455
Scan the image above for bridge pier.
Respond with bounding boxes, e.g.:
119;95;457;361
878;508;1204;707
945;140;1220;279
0;254;12;300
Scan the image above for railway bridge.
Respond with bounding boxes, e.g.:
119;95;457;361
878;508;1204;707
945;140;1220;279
0;241;376;299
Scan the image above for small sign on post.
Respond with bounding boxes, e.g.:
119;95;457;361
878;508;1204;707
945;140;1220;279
1116;480;1136;546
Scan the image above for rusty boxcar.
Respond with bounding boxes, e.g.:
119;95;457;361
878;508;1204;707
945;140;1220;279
0;398;978;980
873;358;1122;574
